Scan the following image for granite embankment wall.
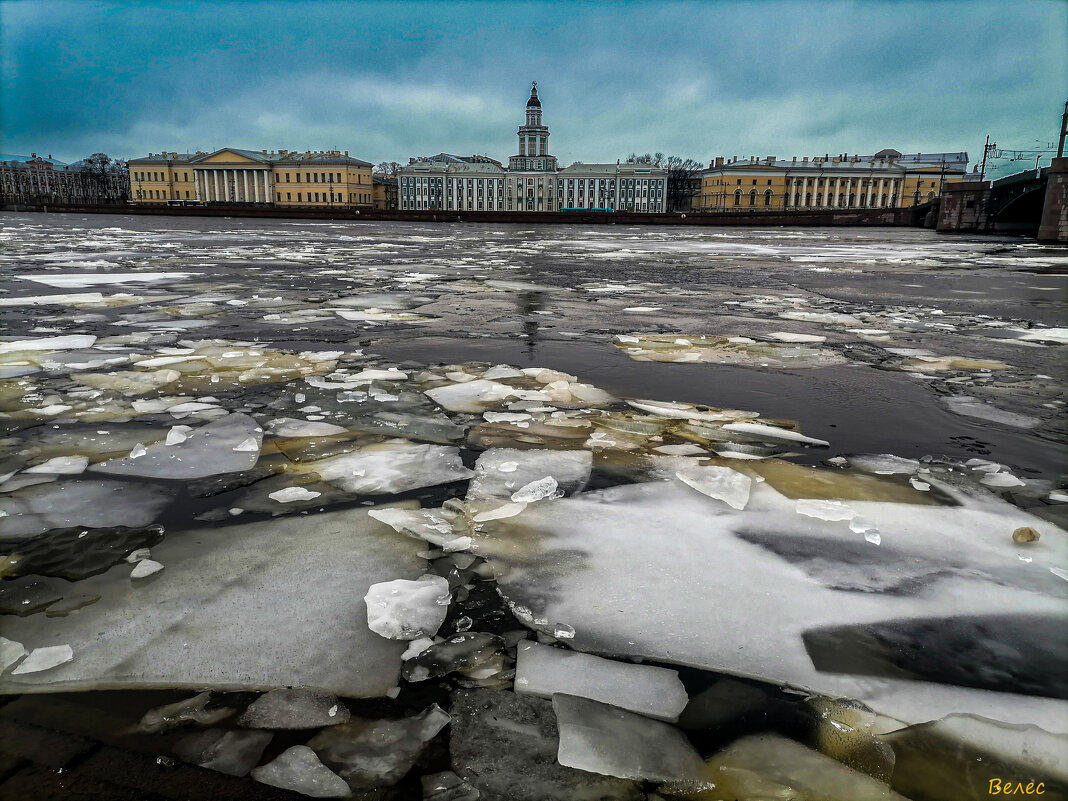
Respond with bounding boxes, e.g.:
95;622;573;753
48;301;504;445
1;203;912;228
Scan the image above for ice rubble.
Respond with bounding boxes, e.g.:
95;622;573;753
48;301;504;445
0;507;427;696
612;333;847;368
473;478;1068;731
515;641;688;722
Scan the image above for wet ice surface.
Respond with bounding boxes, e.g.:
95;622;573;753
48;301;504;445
0;212;1066;798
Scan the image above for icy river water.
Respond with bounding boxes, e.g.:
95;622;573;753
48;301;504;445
0;212;1066;800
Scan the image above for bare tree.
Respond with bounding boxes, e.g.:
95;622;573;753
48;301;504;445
620;153;704;211
665;156;704;212
374;161;401;176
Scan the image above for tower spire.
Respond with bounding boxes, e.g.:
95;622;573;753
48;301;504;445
510;80;555;172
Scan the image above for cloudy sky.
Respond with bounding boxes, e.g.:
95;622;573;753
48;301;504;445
2;0;1065;168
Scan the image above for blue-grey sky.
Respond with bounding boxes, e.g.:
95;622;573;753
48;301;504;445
2;0;1065;168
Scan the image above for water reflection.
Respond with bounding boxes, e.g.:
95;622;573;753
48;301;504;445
517;290;545;361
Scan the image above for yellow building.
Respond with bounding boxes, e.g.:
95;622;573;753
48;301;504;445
694;149;970;212
128;148;374;207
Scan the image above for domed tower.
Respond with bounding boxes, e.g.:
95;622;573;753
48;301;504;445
509;81;556;172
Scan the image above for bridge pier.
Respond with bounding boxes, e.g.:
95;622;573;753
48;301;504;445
936;180;991;233
1037;156;1068;244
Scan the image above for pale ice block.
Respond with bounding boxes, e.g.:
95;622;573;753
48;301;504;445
515;642;688;722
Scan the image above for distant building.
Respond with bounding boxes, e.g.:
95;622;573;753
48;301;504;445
399;83;667;213
0;152;128;204
694;149;970;211
372;175;398;210
127;148;374;207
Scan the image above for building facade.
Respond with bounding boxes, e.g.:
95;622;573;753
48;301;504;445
372;175;398;209
127;148;374;207
694;150;969;212
399;83;667;213
0;153;128;205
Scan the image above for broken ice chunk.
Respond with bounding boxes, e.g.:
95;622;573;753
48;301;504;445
425;378;517;412
308;705;451;789
165;424;193;445
138;691;235;733
364;574;451;640
238;689;351;729
402;633;506;683
172;728;272;777
268;486;322;504
0;637;27;673
795;498;858;521
723;421;829;447
468;448;591;502
23;456;89;475
980;471;1026;488
515;642;688;722
511;476;561;503
251;745;351;798
268;417;349;437
449;688;640;800
0;479;172;540
90;413;263;479
0;334;98;352
421;770;479;801
11;644;74;674
368;507;470;550
130;559;164;579
299;442;473;494
884;713;1068;801
674;466;752;510
471;502;527;522
552;695;706;782
695;733;908;800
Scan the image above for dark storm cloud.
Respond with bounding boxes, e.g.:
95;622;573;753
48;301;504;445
1;0;1065;165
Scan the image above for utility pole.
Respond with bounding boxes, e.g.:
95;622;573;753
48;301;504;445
979;135;991;181
1057;99;1068;159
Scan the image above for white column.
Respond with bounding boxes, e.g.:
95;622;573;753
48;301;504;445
832;177;841;207
240;170;247;202
877;178;886;207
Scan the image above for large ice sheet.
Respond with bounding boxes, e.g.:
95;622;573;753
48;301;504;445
89;412;262;479
0;506;426;696
474;480;1068;730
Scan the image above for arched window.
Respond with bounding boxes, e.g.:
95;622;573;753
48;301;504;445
764;189;772;206
748;189;757;206
733;189;742;206
815;193;822;206
848;193;856;206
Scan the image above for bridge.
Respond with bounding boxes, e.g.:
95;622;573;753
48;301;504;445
935;156;1067;243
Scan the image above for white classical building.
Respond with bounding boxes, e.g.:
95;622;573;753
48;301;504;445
399;83;667;213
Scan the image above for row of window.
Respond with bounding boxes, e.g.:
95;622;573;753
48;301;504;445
134;189;372;203
715;189;900;208
133;171;365;184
